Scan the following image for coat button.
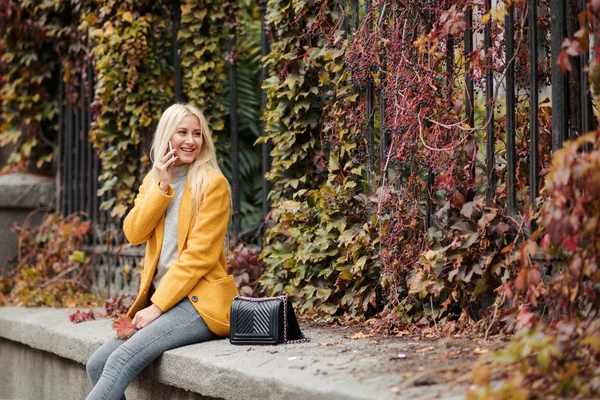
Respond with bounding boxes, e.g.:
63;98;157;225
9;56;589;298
191;296;198;302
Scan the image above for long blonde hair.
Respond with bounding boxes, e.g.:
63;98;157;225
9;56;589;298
150;103;227;214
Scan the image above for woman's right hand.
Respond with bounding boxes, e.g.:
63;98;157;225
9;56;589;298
155;144;178;192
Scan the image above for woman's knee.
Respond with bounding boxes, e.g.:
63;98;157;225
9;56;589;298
86;339;123;383
86;350;106;383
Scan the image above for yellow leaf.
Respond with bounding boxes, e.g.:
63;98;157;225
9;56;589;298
480;12;491;25
112;203;128;218
193;9;207;20
338;269;352;280
472;365;491;386
356;256;368;269
348;331;374;340
122;11;133;23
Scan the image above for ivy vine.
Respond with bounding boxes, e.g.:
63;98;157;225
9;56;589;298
89;1;173;218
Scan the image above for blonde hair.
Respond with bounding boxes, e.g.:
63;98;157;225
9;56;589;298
150;103;227;214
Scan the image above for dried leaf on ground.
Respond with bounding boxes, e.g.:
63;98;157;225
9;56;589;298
69;309;95;323
347;331;374;339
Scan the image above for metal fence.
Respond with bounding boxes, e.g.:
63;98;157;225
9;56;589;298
56;0;592;296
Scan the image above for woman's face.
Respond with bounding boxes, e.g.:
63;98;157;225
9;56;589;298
171;115;203;166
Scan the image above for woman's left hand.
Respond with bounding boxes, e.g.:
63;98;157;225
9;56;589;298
132;303;163;330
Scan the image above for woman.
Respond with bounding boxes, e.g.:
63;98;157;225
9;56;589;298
86;103;238;400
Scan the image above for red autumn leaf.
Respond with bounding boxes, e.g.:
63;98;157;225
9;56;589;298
527;266;541;288
569;257;582;278
589;0;600;18
563;235;578;251
69;309;96;323
112;314;135;339
502;282;514;299
515;306;536;331
557;48;573;72
541;233;551;250
514;269;527;291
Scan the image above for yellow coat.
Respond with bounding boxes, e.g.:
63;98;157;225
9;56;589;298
123;169;238;337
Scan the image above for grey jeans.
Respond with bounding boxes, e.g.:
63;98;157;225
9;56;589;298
86;298;217;400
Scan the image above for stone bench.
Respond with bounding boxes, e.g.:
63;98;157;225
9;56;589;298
0;307;465;400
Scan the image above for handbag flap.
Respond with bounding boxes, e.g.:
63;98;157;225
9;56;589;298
229;297;283;345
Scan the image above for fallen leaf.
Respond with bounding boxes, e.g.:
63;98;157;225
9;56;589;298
69;309;95;323
473;365;492;386
112;314;135;339
348;331;374;339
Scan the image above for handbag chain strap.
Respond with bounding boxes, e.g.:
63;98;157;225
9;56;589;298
234;295;310;344
281;296;310;344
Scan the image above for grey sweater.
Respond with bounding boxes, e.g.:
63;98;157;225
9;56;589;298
153;164;189;289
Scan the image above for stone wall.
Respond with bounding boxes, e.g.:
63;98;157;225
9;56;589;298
0;338;213;400
0;173;55;274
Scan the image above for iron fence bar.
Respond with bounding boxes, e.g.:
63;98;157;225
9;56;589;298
365;0;374;174
464;8;474;128
80;81;87;217
90;62;100;229
379;88;386;171
172;0;182;102
484;0;495;205
505;3;516;216
566;0;582;139
229;26;241;236
351;0;359;31
85;73;93;221
464;7;475;193
529;0;539;211
378;0;387;173
551;0;568;151
339;0;349;35
260;0;272;223
74;97;81;214
426;172;434;229
65;100;73;215
366;85;375;172
57;68;64;214
580;0;591;134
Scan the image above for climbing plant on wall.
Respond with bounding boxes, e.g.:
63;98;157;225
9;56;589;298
259;0;558;325
0;2;58;173
89;1;173;218
259;0;384;319
0;0;95;173
179;0;227;131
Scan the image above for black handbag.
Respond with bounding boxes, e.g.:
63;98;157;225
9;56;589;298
229;295;309;345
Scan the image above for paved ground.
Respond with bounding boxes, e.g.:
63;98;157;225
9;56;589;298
0;306;504;399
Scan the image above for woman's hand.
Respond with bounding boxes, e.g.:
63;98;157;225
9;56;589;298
132;303;163;330
155;144;178;192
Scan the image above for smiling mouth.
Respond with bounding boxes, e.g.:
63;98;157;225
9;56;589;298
180;148;195;153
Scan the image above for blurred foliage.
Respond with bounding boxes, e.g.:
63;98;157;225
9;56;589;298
0;2;59;173
0;211;97;307
469;320;600;399
469;130;600;398
226;242;267;297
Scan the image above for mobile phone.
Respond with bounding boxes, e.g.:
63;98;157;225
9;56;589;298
168;141;175;160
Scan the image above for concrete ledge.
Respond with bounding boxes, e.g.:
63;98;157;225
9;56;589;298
0;173;55;209
0;307;466;400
